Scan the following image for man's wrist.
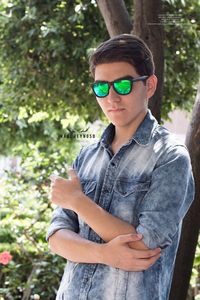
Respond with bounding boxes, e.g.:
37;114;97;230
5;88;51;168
72;192;90;213
93;242;106;265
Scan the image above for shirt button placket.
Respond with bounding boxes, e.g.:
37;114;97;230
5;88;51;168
101;160;118;208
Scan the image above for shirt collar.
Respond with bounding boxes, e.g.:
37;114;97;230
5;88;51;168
100;109;158;148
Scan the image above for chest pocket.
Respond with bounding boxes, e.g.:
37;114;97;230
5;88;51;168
111;179;150;224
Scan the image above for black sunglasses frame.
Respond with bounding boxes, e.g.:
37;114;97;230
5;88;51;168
92;75;149;98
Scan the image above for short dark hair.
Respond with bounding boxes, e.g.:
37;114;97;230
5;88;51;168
89;34;155;78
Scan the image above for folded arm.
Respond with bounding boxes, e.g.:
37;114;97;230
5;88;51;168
50;170;151;251
48;228;161;271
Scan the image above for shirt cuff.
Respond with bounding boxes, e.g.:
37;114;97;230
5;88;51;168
46;221;77;242
136;224;161;249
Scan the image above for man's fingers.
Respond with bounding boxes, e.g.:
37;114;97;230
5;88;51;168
139;252;161;270
133;247;161;259
128;252;161;272
118;233;143;244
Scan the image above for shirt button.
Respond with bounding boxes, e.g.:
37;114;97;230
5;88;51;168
111;162;115;167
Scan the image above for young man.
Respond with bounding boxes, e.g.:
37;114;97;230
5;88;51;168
47;34;194;300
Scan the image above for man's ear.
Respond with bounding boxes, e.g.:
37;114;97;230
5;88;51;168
146;75;158;99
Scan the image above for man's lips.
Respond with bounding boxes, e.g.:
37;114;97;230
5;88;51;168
108;108;125;112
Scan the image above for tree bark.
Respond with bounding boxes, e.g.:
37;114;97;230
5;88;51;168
170;82;200;300
96;0;132;37
133;0;164;123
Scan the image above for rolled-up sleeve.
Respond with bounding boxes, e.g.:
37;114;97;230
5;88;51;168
136;145;195;249
46;207;79;241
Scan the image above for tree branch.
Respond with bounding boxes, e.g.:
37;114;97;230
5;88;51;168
22;264;38;300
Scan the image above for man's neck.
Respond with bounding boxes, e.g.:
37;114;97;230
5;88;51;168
112;110;147;146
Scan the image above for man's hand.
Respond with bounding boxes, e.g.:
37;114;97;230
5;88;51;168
50;168;83;210
100;233;161;272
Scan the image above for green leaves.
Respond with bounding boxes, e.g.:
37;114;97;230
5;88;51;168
0;0;106;153
162;0;200;120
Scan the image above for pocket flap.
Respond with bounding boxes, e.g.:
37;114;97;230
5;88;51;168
114;180;150;197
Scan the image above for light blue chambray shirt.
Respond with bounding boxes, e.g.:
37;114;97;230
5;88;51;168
46;110;195;300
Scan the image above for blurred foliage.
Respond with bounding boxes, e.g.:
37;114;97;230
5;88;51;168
0;141;81;299
0;0;108;154
163;0;200;119
0;121;102;298
0;0;199;298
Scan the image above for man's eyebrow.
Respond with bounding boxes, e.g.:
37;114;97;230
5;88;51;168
94;75;135;82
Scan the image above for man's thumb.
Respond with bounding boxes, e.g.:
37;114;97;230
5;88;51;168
68;167;78;180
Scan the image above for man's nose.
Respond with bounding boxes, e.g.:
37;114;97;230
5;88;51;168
107;86;121;103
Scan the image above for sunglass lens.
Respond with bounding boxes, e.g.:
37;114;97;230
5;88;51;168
114;79;132;95
93;82;109;97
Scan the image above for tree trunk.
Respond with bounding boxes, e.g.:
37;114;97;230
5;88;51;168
133;0;164;123
96;0;132;37
170;82;200;300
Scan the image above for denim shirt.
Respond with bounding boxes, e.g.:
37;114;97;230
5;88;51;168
46;110;195;300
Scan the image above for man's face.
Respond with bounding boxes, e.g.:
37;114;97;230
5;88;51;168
94;61;156;128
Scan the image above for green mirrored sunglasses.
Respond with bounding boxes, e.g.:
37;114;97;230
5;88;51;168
92;75;148;98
